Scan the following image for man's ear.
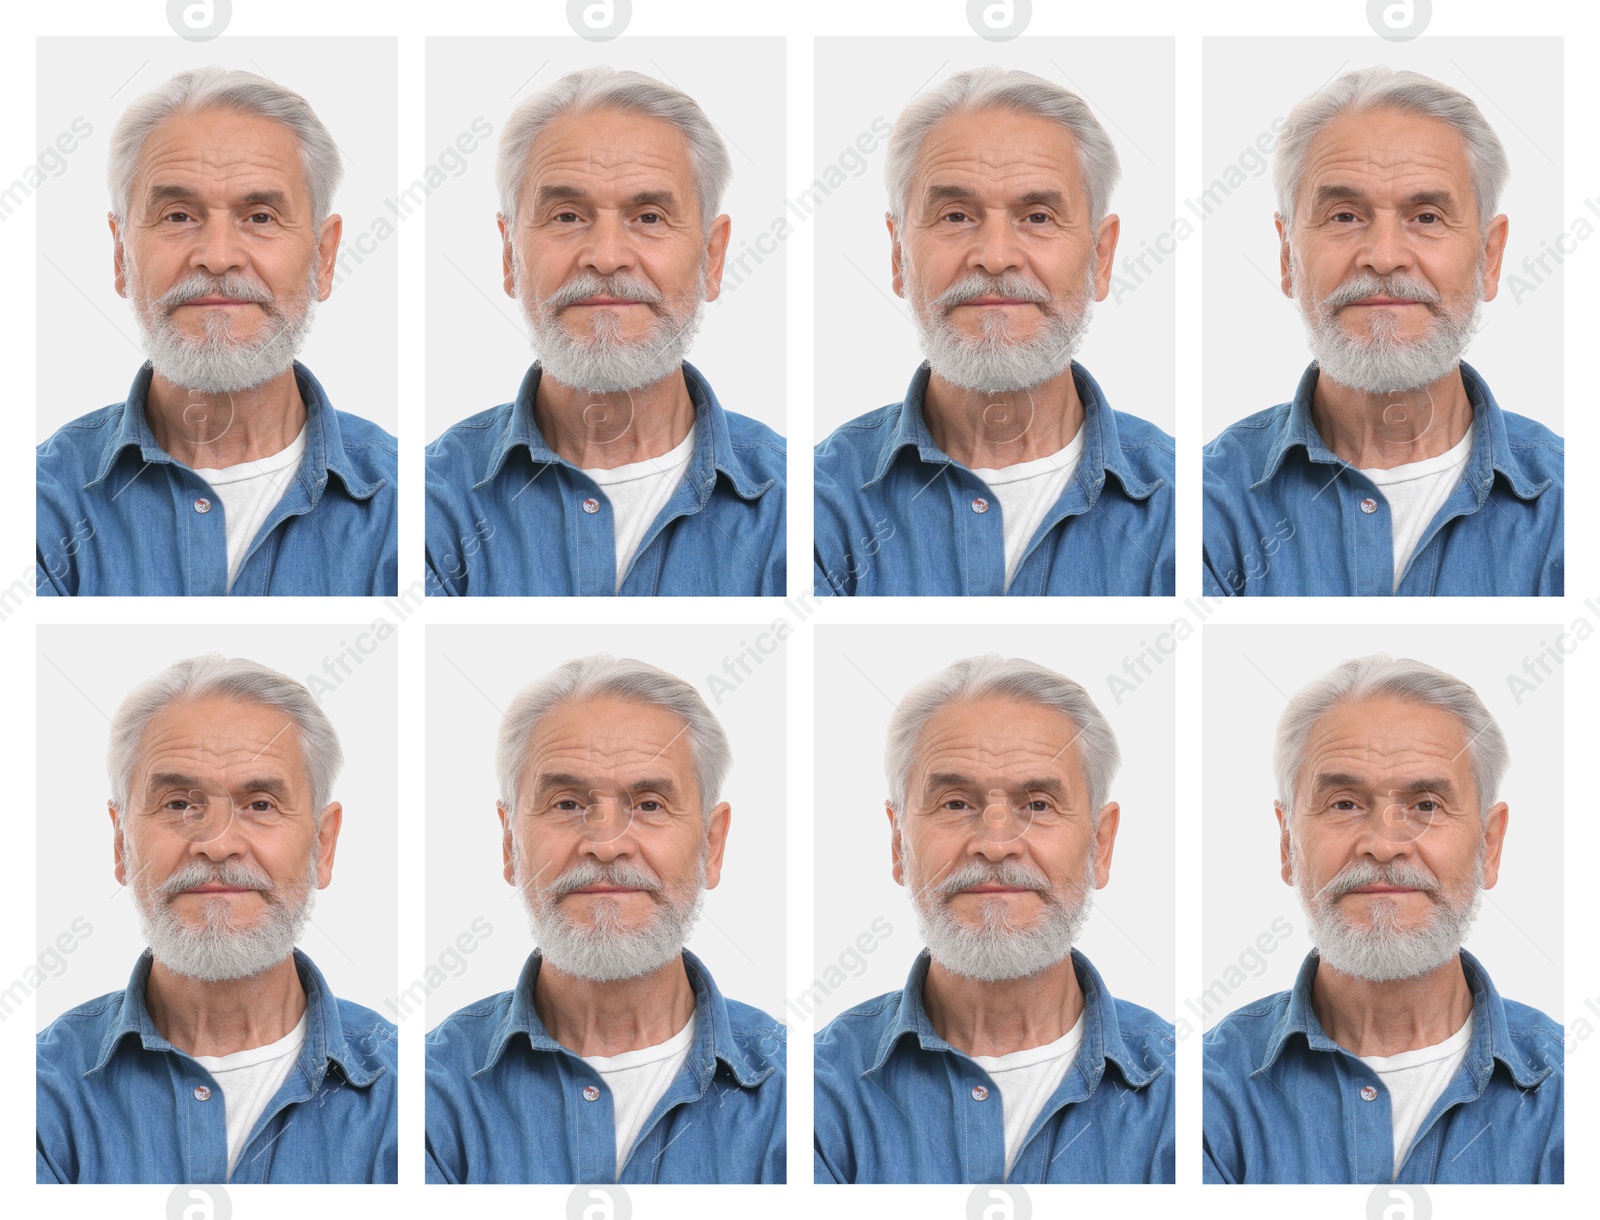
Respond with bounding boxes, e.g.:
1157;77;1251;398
887;214;907;298
498;801;516;885
1275;214;1294;299
886;799;906;886
1275;802;1294;886
497;214;517;298
109;801;127;886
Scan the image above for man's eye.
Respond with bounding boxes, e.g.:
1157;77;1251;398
247;800;274;812
248;212;272;224
1331;799;1360;811
164;798;195;811
638;212;662;224
554;211;581;223
637;799;663;812
1332;211;1358;223
553;798;584;811
1415;799;1439;813
1416;212;1439;224
942;799;972;811
1025;212;1050;224
1026;800;1051;812
942;210;970;223
165;211;192;223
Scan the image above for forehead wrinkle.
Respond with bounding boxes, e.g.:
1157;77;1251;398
136;121;307;205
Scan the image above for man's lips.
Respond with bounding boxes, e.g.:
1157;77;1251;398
569;297;645;307
570;884;643;894
1346;297;1426;307
181;884;256;894
959;884;1035;894
1345;884;1421;894
956;297;1037;307
178;297;261;307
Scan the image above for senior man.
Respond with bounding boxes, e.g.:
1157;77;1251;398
814;655;1173;1183
1203;67;1563;596
37;67;398;596
1203;655;1561;1183
37;656;396;1183
813;68;1175;597
425;655;785;1182
426;68;787;596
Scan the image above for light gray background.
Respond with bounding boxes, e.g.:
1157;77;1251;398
424;38;787;443
813;625;1174;1026
36;38;399;442
35;625;398;1030
813;38;1176;441
424;624;786;1027
1201;625;1563;1032
1202;37;1563;442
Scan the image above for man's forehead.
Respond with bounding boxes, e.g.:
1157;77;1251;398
526;702;691;772
1301;112;1472;191
914;711;1082;781
913;110;1086;195
1303;703;1470;778
137;701;302;776
136;111;308;195
524;111;693;190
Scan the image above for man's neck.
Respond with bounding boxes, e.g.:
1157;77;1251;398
145;954;307;1058
535;367;696;471
922;953;1084;1058
922;365;1084;470
533;954;697;1058
1309;954;1474;1058
1311;366;1473;470
145;366;308;470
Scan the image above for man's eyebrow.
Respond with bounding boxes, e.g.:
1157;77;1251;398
143;184;291;209
145;771;202;792
238;777;293;799
1310;772;1456;795
532;772;679;797
922;770;978;791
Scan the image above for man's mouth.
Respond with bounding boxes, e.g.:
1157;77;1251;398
957;296;1038;307
178;296;262;307
1345;884;1421;895
570;884;643;894
181;884;256;894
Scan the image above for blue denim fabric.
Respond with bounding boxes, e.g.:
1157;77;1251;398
814;950;1174;1183
1202;362;1563;596
813;362;1174;596
1203;949;1562;1183
36;950;397;1183
424;361;786;595
425;949;786;1183
37;362;398;596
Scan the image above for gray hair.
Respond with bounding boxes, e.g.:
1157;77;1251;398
108;66;343;227
108;654;344;821
497;654;732;819
1274;654;1509;821
497;66;731;230
886;654;1121;820
885;66;1122;228
1274;65;1509;230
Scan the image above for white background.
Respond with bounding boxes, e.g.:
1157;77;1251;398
1202;37;1564;441
35;37;400;441
813;37;1176;440
1201;624;1563;1031
34;624;397;1025
813;624;1173;1025
5;0;1600;1215
423;623;785;1025
424;37;787;443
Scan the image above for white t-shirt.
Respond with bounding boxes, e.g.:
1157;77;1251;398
1358;1012;1474;1179
191;1010;308;1180
968;1012;1085;1178
969;431;1085;592
583;427;696;592
191;426;308;593
580;1012;696;1177
1358;426;1472;592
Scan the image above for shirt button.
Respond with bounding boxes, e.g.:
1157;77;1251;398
193;1085;211;1101
971;497;989;514
1360;1085;1378;1101
581;498;601;514
582;1084;601;1101
970;1084;989;1101
193;497;212;514
1359;498;1378;514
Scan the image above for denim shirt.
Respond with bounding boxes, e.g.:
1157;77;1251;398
813;362;1175;596
36;950;398;1184
37;362;398;596
425;361;786;596
1202;949;1562;1184
1202;362;1563;596
814;950;1175;1183
425;949;786;1183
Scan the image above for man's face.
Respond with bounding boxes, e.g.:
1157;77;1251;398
110;697;340;982
890;696;1119;981
1279;108;1508;396
890;108;1119;395
113;108;340;397
501;696;731;981
1277;696;1507;981
499;108;731;395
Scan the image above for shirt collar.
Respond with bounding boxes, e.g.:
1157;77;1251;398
863;361;1158;502
1257;948;1553;1090
478;947;776;1090
476;360;776;504
1253;361;1553;503
864;948;1162;1090
85;361;383;502
86;948;385;1089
